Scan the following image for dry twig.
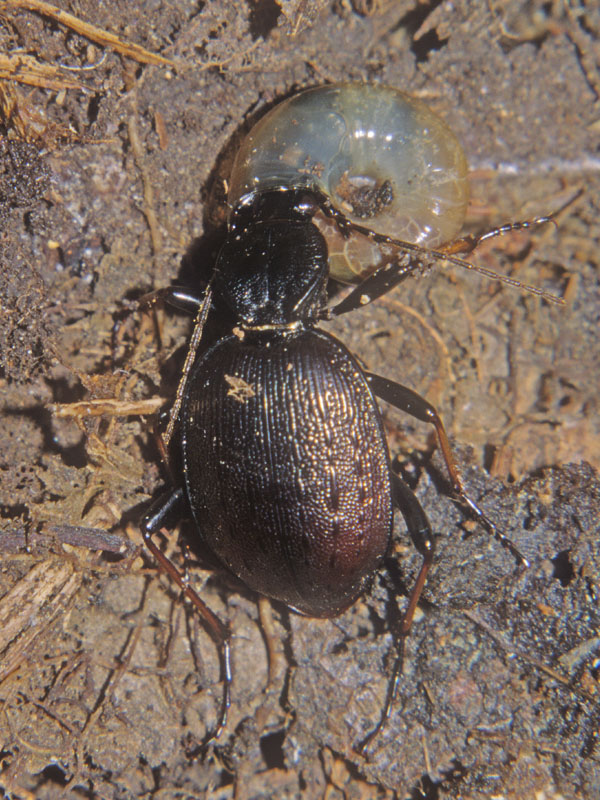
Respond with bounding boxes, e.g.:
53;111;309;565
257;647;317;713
3;0;176;67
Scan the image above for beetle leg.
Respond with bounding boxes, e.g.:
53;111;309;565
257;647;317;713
142;486;186;532
316;190;564;308
313;188;426;315
440;188;581;255
141;488;232;747
327;255;425;317
138;285;206;314
111;287;207;370
356;474;434;754
366;372;529;567
437;215;556;256
390;474;436;636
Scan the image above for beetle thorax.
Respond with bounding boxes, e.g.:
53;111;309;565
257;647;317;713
215;191;329;328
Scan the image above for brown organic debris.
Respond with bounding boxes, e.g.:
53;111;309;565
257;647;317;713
0;52;86;92
0;559;82;682
3;0;176;67
51;396;165;419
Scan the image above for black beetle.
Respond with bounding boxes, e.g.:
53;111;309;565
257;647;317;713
141;84;562;751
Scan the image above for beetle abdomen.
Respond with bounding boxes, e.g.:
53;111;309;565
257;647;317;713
182;329;392;617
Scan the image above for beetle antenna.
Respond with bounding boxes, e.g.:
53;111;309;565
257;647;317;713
164;280;214;445
344;217;564;305
429;188;583;302
322;189;583;306
427;243;564;305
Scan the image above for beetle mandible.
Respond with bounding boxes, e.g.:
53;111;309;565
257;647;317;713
141;83;563;751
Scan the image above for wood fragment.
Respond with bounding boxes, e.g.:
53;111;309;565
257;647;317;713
0;560;82;682
50;396;165;418
0;52;85;91
0;80;80;142
48;524;133;554
128;109;163;255
3;0;176;67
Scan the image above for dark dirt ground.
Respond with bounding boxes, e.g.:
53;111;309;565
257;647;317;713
0;1;599;798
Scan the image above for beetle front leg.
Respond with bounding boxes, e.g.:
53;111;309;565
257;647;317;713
366;372;528;567
327;254;426;317
357;473;434;754
141;487;232;747
439;216;552;256
439;189;580;256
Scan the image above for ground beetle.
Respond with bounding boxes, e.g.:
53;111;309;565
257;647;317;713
141;84;563;751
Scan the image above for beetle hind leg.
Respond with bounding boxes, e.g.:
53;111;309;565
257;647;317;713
366;372;528;567
356;474;434;754
141;488;232;749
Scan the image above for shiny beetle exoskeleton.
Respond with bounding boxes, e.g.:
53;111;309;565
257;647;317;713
141;83;562;753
